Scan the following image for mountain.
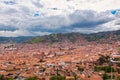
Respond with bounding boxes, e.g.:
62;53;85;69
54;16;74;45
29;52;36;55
26;33;85;44
0;36;33;43
1;30;120;44
27;30;120;44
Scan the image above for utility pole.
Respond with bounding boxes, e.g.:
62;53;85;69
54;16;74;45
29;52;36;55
110;54;120;80
111;63;113;80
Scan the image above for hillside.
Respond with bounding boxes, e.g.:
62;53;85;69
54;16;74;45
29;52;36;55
27;30;120;44
1;30;120;44
0;36;33;43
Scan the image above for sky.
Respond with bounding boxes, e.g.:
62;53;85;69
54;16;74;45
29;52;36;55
0;0;120;37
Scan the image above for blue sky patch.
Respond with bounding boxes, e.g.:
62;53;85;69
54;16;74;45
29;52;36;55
111;10;117;15
34;13;39;17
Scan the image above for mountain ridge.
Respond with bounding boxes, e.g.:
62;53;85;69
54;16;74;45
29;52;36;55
1;30;120;44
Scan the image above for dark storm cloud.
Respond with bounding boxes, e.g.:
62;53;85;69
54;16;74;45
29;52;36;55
27;10;114;34
68;10;113;28
0;25;18;31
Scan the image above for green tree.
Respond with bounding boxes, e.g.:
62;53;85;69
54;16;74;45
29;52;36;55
0;74;4;80
73;73;78;80
25;76;38;80
77;66;84;72
94;66;102;72
28;38;42;44
97;54;110;65
6;78;14;80
117;76;120;80
50;75;65;80
102;66;114;73
102;73;109;80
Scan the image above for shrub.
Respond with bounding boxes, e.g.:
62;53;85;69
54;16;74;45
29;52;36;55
94;66;115;73
117;68;120;74
102;73;109;80
97;54;110;65
102;66;114;73
39;67;46;72
117;76;120;80
25;76;38;80
94;66;102;72
77;67;84;72
28;38;42;44
0;74;4;80
72;72;78;80
117;63;120;67
50;75;65;80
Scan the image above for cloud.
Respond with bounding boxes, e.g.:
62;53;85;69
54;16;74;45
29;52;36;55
31;0;43;8
68;10;114;28
0;30;31;37
2;0;17;5
0;25;18;31
0;0;120;36
0;30;51;37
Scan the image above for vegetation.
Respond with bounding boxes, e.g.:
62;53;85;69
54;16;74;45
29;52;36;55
0;74;4;80
117;68;120;74
102;66;114;73
117;63;120;67
68;78;74;80
66;33;78;43
25;76;38;80
117;46;120;53
97;54;110;65
103;73;115;80
51;34;58;39
94;66;102;72
26;33;80;44
85;35;103;41
1;30;120;44
39;67;46;72
102;73;109;80
72;73;78;80
117;76;120;80
50;75;65;80
0;36;33;43
77;66;84;72
113;58;120;61
94;66;114;73
13;76;18;79
0;74;15;80
6;78;14;80
28;38;42;44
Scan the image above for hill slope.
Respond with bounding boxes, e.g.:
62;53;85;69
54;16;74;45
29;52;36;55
27;30;120;44
1;30;120;44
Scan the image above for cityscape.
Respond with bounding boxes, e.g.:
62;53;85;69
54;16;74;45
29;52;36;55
0;0;120;80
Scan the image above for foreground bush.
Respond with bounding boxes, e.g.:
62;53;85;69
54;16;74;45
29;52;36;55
50;75;65;80
94;66;115;73
25;76;38;80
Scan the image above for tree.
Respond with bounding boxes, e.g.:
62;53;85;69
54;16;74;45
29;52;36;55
97;54;110;65
50;75;65;80
73;73;78;80
102;73;109;80
117;76;120;80
0;74;4;80
25;76;38;80
77;66;84;72
102;66;114;73
39;67;46;72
